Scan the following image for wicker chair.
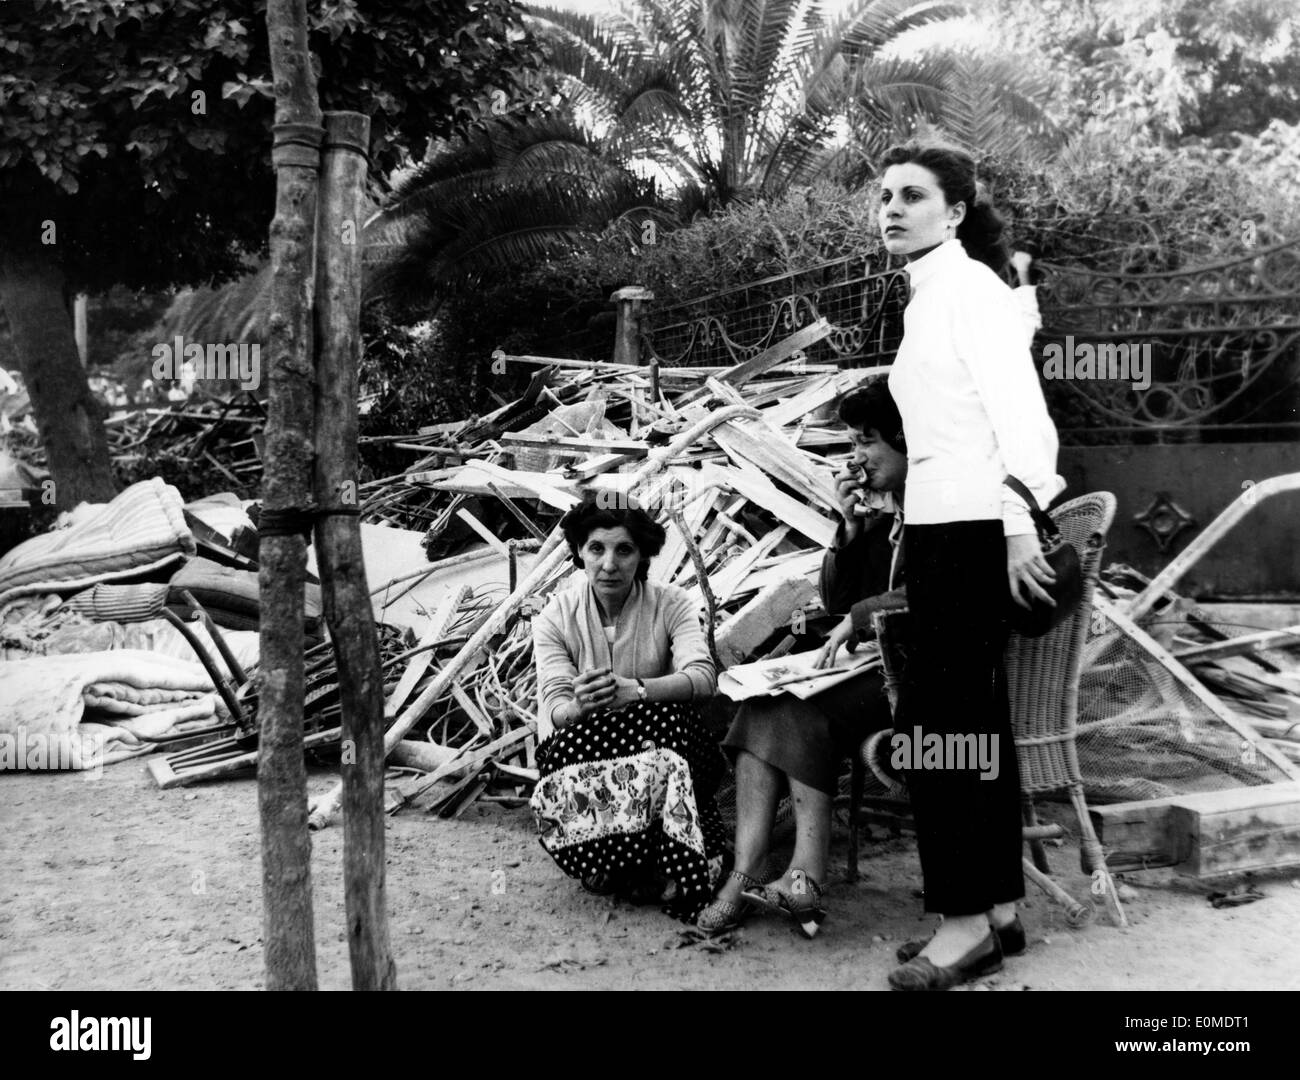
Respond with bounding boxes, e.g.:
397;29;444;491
847;492;1128;928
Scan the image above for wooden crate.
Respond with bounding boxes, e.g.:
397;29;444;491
1091;781;1300;877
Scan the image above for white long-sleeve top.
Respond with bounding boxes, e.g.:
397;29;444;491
887;239;1063;536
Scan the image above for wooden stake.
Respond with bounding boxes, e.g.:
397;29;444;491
259;0;322;993
312;110;396;991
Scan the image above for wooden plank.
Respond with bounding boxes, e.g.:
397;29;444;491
450;679;494;738
394;725;535;807
674;319;833;407
485;482;549;542
715;574;819;668
711;418;840;515
728;551;823;601
710;523;791;606
652;472;715;585
385;585;470;717
762;366;891;429
455;508;512;559
717;319;832;389
568;452;635;480
417;420;467;437
414;461;580;510
1174;624;1300;663
498;433;651;456
389;739;467;774
759;375;833;428
697;461;836;548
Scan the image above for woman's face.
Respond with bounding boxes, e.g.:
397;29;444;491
878;162;965;262
849;426;908;493
579;526;642;607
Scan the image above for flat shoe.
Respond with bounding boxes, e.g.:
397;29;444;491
896;915;1026;963
888;931;1003;992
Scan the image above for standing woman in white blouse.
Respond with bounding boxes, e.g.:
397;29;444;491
878;142;1064;991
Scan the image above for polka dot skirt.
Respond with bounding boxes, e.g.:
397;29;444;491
531;701;729;921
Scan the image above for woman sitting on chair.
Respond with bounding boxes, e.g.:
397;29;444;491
697;380;909;938
529;495;727;920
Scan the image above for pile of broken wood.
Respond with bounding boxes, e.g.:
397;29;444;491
105;393;266;496
136;323;1300;832
307;322;875;824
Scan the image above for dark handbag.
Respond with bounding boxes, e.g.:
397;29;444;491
1003;476;1082;638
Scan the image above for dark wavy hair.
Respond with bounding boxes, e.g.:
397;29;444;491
878;141;1009;274
560;494;666;582
838;377;906;452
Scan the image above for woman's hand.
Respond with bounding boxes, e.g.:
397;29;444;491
571;668;640;715
1007;533;1057;610
572;667;615;717
609;676;640;708
815;614;857;669
834;466;865;540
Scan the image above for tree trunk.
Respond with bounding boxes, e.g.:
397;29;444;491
0;229;117;509
259;0;323;993
313;110;396;991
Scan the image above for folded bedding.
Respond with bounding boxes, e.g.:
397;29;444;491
168;556;322;633
0;649;220;770
0;478;194;606
62;582;170;622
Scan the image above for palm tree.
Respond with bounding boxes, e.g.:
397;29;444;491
364;110;667;311
151;1;1058;346
529;0;1056;205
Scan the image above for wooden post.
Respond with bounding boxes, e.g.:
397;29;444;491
259;0;322;992
610;286;653;366
313;110;397;991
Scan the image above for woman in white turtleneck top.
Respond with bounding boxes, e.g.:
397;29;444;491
877;142;1063;992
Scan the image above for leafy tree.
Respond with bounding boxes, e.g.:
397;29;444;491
975;0;1300;145
364;0;1057;330
0;0;542;506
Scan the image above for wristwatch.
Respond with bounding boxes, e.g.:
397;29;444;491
635;679;647;702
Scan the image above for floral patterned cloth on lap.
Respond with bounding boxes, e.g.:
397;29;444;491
531;700;728;921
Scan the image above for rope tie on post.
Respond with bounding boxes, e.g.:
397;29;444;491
271;121;324;170
258;506;361;539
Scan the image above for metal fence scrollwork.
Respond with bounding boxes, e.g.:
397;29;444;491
646;238;1300;445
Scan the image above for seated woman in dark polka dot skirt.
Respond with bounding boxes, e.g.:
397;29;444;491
529;495;727;921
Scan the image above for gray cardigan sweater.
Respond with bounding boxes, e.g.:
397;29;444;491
532;575;716;738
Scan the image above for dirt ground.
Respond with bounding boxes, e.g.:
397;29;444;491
2;757;1299;992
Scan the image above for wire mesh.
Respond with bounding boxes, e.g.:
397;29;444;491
1074;616;1294;803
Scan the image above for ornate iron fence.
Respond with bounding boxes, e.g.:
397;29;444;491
645;238;1300;445
645;249;909;371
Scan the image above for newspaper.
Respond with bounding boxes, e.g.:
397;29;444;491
718;642;880;702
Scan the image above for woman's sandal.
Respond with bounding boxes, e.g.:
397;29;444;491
696;870;763;934
742;869;827;939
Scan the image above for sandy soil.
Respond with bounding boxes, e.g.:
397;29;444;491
2;758;1299;992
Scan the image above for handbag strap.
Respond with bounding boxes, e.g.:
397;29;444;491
1003;475;1061;539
